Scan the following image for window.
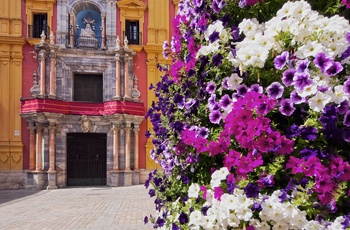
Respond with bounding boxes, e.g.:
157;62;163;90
73;74;103;102
125;20;140;45
28;14;49;38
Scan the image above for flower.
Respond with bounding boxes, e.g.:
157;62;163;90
146;0;350;229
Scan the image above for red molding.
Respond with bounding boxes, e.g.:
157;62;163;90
20;98;145;116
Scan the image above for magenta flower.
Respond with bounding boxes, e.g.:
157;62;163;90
213;186;225;201
276;136;294;155
342;0;350;8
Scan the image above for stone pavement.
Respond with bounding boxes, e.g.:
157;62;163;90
0;185;155;230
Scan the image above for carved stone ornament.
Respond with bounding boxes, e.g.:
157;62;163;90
78;115;92;133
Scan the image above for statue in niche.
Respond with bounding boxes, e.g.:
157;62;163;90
79;115;92;133
78;12;98;48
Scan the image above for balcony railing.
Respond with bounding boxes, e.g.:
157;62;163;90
28;25;50;39
65;35;106;50
123;31;142;45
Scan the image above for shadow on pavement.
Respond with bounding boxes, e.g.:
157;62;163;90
0;189;43;206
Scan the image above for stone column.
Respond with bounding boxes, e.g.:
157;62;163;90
47;123;57;189
115;54;120;99
38;50;46;96
48;49;56;98
29;123;36;170
124;54;130;98
48;123;56;172
133;125;140;170
113;124;120;170
35;124;43;172
125;123;131;170
101;15;106;49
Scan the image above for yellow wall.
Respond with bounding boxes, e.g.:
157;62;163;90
144;0;170;169
0;0;25;170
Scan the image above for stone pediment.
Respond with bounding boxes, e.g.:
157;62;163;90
117;0;147;10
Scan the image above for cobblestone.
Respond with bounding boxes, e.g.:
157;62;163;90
0;185;154;230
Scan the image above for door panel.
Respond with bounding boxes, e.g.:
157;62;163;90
67;133;107;186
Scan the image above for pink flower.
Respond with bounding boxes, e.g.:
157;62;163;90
224;149;241;170
342;0;350;8
276;136;294;155
286;156;305;174
214;186;225;201
200;185;207;199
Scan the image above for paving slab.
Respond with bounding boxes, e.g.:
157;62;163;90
0;185;155;230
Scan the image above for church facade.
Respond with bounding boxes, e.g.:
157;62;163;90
0;0;178;189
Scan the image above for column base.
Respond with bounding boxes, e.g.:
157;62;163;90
108;170;122;186
123;170;133;186
46;171;57;190
132;170;140;185
25;171;47;190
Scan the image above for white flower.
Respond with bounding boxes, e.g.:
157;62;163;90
188;183;200;198
295;41;324;59
239;18;261;38
308;91;332;112
227;73;243;91
204;20;228;42
189;210;203;227
227;212;240;228
331;85;349;104
210;167;229;188
296;83;317;98
301;220;325;230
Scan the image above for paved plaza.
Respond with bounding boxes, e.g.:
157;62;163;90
0;185;155;230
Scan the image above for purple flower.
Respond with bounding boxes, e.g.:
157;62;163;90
286;124;301;139
251;202;262;211
266;82;284;99
144;216;149;224
337;100;349;115
172;223;180;230
325;61;343;76
209;110;222;124
274;51;289;70
236;84;248;97
346;32;350;43
220;94;233;109
290;90;305;104
222;77;230;89
244;182;260;198
279;99;295;116
343;129;350;142
314;52;333;73
212;53;223;66
208;94;217;109
300;147;318;159
156;217;165;227
282;68;296;87
296;59;310;73
185;98;196;109
197;127;210;138
179;212;188;224
343;110;350;127
261;175;275;187
300;126;318;141
249;84;263;93
208;31;220;43
212;0;226;13
293;72;312;90
174;94;185;108
278;189;289;202
149;189;156;197
206;82;216;94
344;78;350;95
